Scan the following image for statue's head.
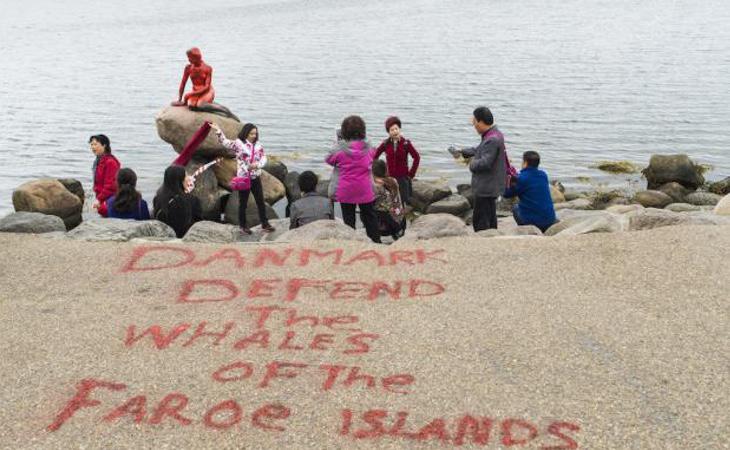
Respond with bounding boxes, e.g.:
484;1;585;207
186;47;203;65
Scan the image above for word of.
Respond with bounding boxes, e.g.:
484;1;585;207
125;322;379;355
339;409;580;449
122;246;447;273
212;361;415;393
47;378;291;432
178;278;446;303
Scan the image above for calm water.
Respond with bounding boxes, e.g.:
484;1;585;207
1;0;729;216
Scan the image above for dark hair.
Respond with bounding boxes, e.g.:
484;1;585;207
340;115;366;141
297;171;318;193
89;134;112;153
238;123;258;144
155;165;187;213
114;168;141;213
372;159;387;178
523;151;540;168
472;107;494;126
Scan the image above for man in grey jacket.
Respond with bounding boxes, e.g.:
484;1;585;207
451;106;506;231
289;171;334;229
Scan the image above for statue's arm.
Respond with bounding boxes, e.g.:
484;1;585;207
178;65;191;101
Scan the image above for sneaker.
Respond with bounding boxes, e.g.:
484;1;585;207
261;223;276;233
239;226;252;235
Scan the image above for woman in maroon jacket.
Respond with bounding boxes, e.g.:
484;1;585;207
374;116;420;205
89;134;121;217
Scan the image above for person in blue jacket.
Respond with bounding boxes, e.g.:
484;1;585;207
503;151;557;232
106;168;151;220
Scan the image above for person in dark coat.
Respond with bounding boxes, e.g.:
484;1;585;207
452;107;506;231
503;151;557;232
89;134;121;217
153;165;202;238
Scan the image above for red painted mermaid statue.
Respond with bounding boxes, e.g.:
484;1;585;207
171;47;239;121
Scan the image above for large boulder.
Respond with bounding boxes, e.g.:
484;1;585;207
186;159;226;220
632;190;673;209
251;218;290;242
0;212;66;234
284;171;302;204
223;191;279;227
66;219;176;242
57;178;85;205
12;179;83;230
708;177;730;196
714;194;730;216
456;184;473;207
400;213;471;241
410;179;452;212
213;158;286;205
641;154;705;190
155;106;242;159
426;194;471;216
182;221;240;243
553;198;592;210
183;219;291;243
478;225;543;238
628;208;725;231
658;182;690;203
664;203;701;213
262;157;288;184
605;204;645;215
685;192;722;206
545;212;625;236
276;220;368;243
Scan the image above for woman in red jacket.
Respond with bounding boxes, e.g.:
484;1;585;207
374;116;420;206
89;134;121;217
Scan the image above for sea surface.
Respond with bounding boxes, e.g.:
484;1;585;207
1;0;729;216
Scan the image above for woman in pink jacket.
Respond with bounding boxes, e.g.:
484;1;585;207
326;115;381;243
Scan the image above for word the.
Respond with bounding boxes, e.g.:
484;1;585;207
122;246;447;272
212;361;415;393
47;378;291;432
178;278;445;303
340;409;580;449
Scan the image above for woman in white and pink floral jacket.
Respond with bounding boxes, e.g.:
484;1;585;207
210;122;274;234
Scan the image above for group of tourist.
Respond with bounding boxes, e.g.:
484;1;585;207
88;106;557;242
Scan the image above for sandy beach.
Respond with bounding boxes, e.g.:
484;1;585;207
0;226;728;449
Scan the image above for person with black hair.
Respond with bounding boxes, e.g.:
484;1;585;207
372;159;404;240
153;165;202;238
210;122;274;234
503;151;557;232
325;115;381;243
449;106;507;231
89;134;121;217
106;168;150;220
289;171;334;229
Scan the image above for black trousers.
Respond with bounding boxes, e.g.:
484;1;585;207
395;176;412;205
473;196;498;231
341;202;382;243
238;177;269;228
376;210;402;240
